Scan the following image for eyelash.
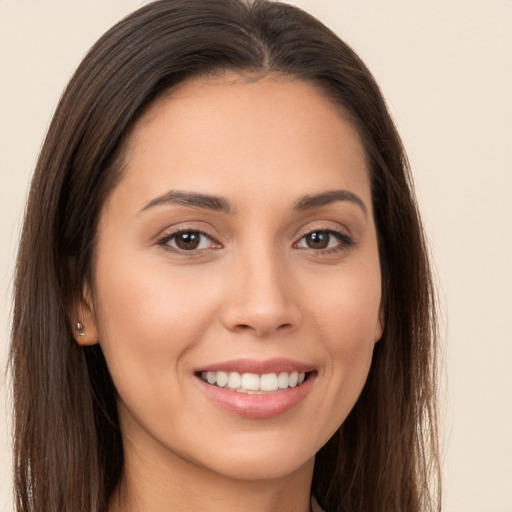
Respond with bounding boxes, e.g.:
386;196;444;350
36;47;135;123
294;228;353;255
158;229;220;254
157;227;353;255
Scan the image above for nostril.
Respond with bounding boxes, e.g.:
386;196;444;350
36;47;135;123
235;324;252;331
232;321;293;336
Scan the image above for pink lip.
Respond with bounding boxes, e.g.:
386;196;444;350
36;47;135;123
196;357;314;374
195;358;317;419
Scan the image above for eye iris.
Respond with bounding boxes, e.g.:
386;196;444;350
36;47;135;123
306;231;329;249
175;231;201;250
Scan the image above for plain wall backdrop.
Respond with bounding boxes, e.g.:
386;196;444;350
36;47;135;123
1;1;511;511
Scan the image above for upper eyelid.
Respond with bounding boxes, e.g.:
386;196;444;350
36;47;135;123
160;229;216;242
295;224;350;240
294;226;354;250
156;231;221;258
297;229;350;241
157;222;220;241
159;226;347;240
155;223;352;248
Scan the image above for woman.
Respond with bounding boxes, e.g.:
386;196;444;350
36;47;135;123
9;1;440;511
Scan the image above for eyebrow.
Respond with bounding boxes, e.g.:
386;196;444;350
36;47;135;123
139;190;232;214
294;189;367;215
139;188;367;216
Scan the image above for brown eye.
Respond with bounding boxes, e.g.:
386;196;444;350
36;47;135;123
163;230;215;251
305;231;330;249
175;231;201;250
295;229;352;252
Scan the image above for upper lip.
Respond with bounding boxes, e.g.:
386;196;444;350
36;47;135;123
196;358;314;375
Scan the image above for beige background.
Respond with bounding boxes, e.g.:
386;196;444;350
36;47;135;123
1;1;511;511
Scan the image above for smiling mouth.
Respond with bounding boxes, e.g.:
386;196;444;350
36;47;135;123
197;370;312;394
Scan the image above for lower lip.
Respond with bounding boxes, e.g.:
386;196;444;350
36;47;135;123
197;374;316;419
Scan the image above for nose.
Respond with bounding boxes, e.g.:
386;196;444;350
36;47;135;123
221;248;302;337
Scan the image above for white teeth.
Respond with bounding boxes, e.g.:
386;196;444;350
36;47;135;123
200;370;307;392
241;373;260;390
216;371;228;388
228;372;241;389
260;373;278;391
277;372;289;389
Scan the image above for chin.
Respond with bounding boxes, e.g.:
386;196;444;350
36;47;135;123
175;427;320;483
203;450;315;482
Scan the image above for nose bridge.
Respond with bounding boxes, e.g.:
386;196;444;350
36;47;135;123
221;241;301;336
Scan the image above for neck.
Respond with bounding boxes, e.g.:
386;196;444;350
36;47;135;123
109;432;315;512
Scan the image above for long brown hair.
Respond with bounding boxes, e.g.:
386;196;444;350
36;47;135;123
10;1;441;511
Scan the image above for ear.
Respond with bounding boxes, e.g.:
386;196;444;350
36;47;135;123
374;305;385;343
71;283;99;346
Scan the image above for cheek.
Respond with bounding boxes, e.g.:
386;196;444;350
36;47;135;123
305;261;381;425
321;299;377;386
91;250;222;401
309;256;382;347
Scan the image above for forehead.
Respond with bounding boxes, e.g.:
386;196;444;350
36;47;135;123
114;73;370;212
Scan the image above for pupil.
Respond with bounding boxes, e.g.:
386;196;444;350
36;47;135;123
176;232;200;250
307;231;329;249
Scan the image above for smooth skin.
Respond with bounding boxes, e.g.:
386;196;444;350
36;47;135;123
75;74;383;512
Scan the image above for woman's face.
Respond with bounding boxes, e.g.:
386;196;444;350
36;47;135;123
82;75;382;482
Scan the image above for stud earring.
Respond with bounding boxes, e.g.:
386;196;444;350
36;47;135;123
75;322;85;337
